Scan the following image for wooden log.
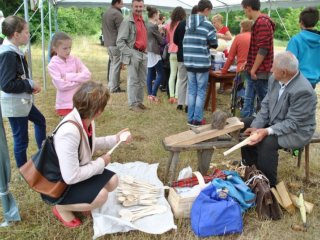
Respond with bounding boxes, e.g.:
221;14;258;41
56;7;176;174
276;181;295;214
289;193;314;214
271;187;285;208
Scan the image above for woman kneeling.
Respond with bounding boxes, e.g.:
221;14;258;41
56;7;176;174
43;81;131;228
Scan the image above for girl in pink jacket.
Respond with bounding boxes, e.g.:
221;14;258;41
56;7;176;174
48;32;91;117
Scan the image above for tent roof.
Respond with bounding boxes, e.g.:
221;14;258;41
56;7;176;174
51;0;320;11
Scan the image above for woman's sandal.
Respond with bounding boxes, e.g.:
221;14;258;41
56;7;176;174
52;206;82;228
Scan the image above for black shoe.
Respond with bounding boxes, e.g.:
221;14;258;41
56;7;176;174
176;105;183;111
111;87;125;93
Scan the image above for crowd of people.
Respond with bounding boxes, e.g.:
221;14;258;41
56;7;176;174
0;0;319;229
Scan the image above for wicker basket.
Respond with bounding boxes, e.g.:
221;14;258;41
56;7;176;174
168;171;206;218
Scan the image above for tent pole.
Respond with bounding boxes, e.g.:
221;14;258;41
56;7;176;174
24;0;32;79
275;7;290;40
226;8;229;27
49;0;52;37
54;6;59;31
40;0;47;90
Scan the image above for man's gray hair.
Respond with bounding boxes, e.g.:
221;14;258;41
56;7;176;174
274;51;299;73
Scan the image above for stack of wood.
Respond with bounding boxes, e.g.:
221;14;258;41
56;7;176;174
271;181;314;214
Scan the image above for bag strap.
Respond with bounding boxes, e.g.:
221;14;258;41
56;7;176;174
52;120;83;146
193;171;206;189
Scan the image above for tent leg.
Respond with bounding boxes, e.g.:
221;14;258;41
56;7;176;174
24;0;32;79
54;6;59;32
40;3;46;90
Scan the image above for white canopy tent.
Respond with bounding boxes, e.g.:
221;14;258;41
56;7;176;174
21;0;319;89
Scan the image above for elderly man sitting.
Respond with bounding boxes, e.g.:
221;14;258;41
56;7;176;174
241;51;317;186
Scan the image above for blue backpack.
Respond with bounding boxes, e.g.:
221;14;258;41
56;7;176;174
191;184;243;237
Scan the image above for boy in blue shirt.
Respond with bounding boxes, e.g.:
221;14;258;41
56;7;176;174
287;7;320;88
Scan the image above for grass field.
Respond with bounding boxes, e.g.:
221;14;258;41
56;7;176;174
0;36;319;240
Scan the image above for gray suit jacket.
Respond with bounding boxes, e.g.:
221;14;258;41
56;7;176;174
251;72;317;149
102;6;123;47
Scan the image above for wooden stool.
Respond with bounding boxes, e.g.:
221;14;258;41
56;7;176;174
297;132;320;181
162;138;237;183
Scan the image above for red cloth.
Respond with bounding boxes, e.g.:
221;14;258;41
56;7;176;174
221;32;251;74
169;169;226;188
133;14;147;51
218;26;230;57
81;120;92;137
218;26;229;35
246;14;275;74
56;109;72;116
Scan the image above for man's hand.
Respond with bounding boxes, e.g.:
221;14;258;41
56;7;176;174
247;128;268;145
243;127;257;136
250;69;257;80
32;84;41;94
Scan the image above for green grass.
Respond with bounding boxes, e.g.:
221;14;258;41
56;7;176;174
0;36;319;240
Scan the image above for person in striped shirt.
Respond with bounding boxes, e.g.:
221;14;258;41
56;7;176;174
241;0;275;118
183;0;218;126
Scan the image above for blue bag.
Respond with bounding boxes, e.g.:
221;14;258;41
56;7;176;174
191;184;243;237
212;170;255;213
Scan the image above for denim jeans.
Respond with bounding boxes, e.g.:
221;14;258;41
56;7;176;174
241;72;268;118
187;71;209;122
8;104;46;168
147;60;163;96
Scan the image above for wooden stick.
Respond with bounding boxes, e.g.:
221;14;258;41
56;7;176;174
223;134;255;156
289;193;314;214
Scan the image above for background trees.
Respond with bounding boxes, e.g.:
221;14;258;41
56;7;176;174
0;2;319;43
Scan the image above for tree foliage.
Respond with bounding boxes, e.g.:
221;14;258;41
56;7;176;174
1;1;319;43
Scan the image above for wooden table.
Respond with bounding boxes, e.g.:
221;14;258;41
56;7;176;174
204;71;236;112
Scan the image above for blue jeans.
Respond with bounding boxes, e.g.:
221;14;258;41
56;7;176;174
187;71;209;122
8;104;46;168
147;60;163;96
241;73;268;118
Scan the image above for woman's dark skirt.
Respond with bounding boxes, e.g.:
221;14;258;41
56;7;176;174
42;169;115;205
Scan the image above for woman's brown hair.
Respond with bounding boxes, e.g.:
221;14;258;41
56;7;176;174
170;7;186;30
2;15;26;39
73;81;110;119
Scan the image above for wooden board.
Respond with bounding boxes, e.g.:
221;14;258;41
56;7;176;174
164;117;244;147
271;187;285;208
276;181;295;214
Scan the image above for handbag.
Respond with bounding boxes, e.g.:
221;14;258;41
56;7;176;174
162;44;169;61
191;184;243;237
244;165;282;220
19;120;82;199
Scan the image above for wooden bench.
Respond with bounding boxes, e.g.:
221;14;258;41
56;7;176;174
162;138;238;182
297;132;320;181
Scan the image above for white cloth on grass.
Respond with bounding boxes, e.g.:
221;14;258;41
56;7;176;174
92;161;177;239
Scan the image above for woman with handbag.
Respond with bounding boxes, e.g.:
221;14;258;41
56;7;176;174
43;81;132;228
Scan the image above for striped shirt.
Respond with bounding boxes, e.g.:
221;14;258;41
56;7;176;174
246;14;275;74
183;14;218;72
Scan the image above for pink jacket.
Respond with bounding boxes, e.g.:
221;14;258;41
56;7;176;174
54;108;118;185
48;55;91;110
165;22;179;53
